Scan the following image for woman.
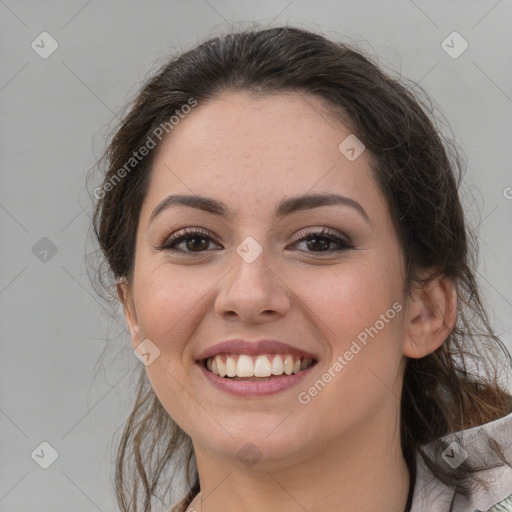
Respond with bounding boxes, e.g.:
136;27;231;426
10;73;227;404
92;26;512;512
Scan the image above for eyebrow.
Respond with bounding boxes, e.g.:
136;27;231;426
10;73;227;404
149;192;370;224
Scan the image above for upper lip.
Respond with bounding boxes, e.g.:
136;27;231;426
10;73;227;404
196;339;318;361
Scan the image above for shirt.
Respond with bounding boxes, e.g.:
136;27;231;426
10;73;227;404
411;410;512;511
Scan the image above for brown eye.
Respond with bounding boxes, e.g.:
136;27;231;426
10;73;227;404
158;228;221;253
291;227;354;254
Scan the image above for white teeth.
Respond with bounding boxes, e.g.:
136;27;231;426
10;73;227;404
237;355;254;377
215;355;227;377
283;355;294;375
271;355;284;375
225;355;237;377
254;355;272;377
206;353;314;378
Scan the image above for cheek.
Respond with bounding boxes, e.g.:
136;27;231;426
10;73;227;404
293;266;405;434
295;258;405;394
291;258;403;340
132;264;211;365
132;266;212;431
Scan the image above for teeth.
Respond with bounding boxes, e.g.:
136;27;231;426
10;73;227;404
254;355;272;377
225;355;237;377
301;357;313;370
283;355;294;375
237;355;254;377
215;355;227;377
271;355;284;375
206;354;314;378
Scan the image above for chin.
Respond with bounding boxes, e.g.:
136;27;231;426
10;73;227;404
191;417;315;469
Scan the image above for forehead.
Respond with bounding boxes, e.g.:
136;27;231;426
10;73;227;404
142;91;382;220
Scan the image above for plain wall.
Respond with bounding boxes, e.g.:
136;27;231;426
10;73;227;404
1;1;511;510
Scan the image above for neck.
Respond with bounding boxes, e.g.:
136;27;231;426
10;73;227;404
188;411;411;512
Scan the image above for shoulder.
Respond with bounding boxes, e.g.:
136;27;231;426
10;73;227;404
411;409;512;512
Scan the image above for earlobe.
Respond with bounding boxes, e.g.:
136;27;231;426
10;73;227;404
116;279;141;347
403;276;457;359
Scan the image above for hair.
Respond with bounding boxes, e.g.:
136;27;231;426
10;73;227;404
91;25;512;512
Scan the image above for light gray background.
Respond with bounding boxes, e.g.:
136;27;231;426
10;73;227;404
1;1;511;511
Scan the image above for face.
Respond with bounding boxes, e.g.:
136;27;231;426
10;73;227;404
121;91;410;470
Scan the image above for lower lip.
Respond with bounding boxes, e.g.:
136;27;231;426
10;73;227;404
197;362;316;397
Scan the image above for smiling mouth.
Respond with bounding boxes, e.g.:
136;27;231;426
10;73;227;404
203;353;316;380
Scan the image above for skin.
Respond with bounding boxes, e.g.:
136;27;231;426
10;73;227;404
118;91;457;512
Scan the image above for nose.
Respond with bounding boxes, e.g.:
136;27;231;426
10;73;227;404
214;244;292;324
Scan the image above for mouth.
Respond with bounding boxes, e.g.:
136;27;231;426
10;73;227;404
197;353;318;397
203;353;316;380
196;339;318;397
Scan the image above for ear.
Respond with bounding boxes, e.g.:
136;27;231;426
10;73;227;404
117;278;141;349
402;275;457;358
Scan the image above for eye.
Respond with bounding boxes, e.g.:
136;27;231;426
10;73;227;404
157;226;354;255
157;227;221;253
289;227;354;254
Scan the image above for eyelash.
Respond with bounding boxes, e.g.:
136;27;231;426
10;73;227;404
157;227;354;255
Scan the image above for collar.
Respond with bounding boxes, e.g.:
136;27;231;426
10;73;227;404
411;410;512;512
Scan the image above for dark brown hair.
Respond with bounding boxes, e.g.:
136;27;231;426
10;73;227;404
91;26;512;512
